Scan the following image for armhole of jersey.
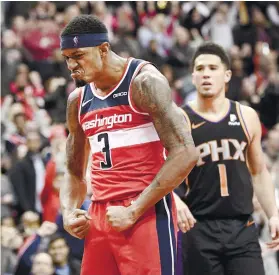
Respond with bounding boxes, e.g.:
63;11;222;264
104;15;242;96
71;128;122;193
128;61;151;115
180;108;192;133
78;86;85;125
236;102;251;144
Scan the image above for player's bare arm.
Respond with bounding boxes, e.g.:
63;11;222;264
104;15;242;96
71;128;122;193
106;65;199;231
60;89;91;239
243;105;279;245
173;110;197;233
131;65;199;215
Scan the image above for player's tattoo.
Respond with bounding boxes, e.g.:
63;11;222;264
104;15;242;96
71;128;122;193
131;64;195;153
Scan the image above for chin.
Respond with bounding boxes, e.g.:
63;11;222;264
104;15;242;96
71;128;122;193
74;79;88;88
199;90;216;98
201;93;215;98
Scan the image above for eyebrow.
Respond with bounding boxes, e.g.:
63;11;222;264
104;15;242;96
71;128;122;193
195;64;219;68
62;51;82;57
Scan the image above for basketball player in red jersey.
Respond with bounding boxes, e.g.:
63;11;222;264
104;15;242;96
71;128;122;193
59;15;198;275
175;42;279;275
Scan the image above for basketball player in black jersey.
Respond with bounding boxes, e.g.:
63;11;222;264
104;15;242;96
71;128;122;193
174;42;279;275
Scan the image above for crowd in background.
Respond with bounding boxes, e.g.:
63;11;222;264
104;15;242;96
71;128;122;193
1;1;279;275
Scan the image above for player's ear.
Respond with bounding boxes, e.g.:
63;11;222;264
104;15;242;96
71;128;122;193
99;42;110;58
224;70;232;84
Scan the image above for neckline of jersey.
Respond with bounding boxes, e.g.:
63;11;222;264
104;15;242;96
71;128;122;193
90;57;133;100
187;100;232;124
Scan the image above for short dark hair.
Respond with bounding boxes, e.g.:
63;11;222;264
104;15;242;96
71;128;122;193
48;233;68;248
191;42;231;71
61;15;108;37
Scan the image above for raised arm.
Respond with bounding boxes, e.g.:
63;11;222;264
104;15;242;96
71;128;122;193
60;89;91;239
242;105;279;243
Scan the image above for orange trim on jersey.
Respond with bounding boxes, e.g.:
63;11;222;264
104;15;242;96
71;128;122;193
128;61;151;115
236;102;251;144
218;164;229;197
247;220;255;227
180;108;192;133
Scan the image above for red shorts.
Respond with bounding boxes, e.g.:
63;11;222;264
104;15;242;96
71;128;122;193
81;193;177;275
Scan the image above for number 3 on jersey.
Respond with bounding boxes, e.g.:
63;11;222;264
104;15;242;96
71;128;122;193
98;133;112;169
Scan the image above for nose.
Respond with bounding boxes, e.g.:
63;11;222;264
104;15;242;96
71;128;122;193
202;67;211;78
66;58;78;71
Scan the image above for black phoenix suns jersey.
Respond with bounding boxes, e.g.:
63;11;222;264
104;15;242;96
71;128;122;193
179;100;253;218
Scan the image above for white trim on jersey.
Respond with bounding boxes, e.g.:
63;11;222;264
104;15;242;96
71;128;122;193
78;86;85;124
128;61;149;115
163;196;175;275
88;122;160;153
89;58;134;100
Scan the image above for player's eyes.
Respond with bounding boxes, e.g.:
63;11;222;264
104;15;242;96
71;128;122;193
72;55;83;59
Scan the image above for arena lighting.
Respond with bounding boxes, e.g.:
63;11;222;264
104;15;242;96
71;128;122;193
157;1;168;10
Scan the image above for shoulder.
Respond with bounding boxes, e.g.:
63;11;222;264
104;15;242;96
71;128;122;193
238;103;258;120
132;64;169;89
131;64;172;114
66;88;83;131
67;88;82;106
237;103;261;140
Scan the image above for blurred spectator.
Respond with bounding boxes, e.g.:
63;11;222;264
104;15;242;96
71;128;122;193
16;220;83;275
15;221;58;275
44;78;68;124
138;13;172;57
63;4;80;26
1;29;31;97
20;211;41;239
1;225;24;275
41;125;66;222
180;1;217;37
207;2;237;50
31;252;55;275
3;102;27;160
263;129;279;162
160;64;183;106
142;39;166;68
48;233;80;275
1;172;16;219
9;132;46;217
92;2;114;40
167;25;196;78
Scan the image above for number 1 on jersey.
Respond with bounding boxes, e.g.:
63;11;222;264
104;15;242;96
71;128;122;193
218;164;229;197
98;133;112;169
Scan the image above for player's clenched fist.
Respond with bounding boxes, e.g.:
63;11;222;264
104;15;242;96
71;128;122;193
63;209;91;239
173;192;196;233
106;205;136;232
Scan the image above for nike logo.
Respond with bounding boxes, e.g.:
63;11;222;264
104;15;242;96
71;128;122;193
192;121;206;129
82;98;93;107
247;220;255;227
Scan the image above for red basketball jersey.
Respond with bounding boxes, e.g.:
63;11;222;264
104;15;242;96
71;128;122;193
78;58;165;201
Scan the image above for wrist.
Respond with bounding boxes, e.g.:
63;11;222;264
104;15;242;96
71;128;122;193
128;202;142;222
269;214;279;220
